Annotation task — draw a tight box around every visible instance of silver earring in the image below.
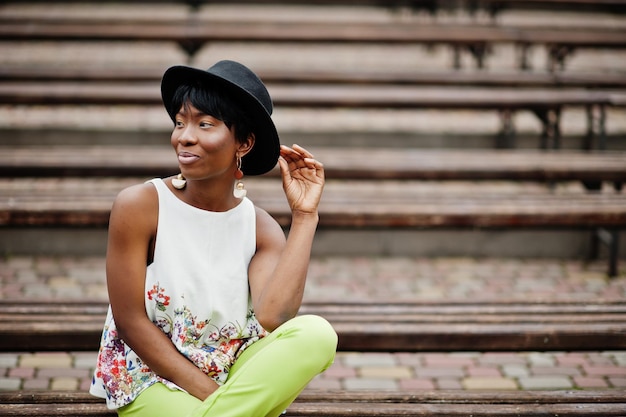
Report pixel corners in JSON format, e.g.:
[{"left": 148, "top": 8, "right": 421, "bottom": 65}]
[
  {"left": 233, "top": 156, "right": 246, "bottom": 198},
  {"left": 172, "top": 173, "right": 186, "bottom": 190}
]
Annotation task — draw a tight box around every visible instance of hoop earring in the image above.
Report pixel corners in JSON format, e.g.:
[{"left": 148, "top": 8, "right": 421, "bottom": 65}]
[
  {"left": 172, "top": 173, "right": 186, "bottom": 190},
  {"left": 233, "top": 156, "right": 247, "bottom": 198}
]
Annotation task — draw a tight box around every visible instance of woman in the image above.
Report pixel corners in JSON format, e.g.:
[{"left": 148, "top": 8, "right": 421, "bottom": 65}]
[{"left": 90, "top": 60, "right": 338, "bottom": 416}]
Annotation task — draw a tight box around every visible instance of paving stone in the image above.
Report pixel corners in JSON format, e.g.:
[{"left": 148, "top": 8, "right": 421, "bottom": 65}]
[
  {"left": 518, "top": 376, "right": 574, "bottom": 390},
  {"left": 79, "top": 379, "right": 93, "bottom": 391},
  {"left": 0, "top": 378, "right": 21, "bottom": 390},
  {"left": 342, "top": 353, "right": 397, "bottom": 367},
  {"left": 322, "top": 364, "right": 357, "bottom": 379},
  {"left": 610, "top": 352, "right": 626, "bottom": 366},
  {"left": 22, "top": 379, "right": 50, "bottom": 390},
  {"left": 0, "top": 354, "right": 18, "bottom": 368},
  {"left": 51, "top": 377, "right": 79, "bottom": 390},
  {"left": 436, "top": 379, "right": 464, "bottom": 390},
  {"left": 573, "top": 376, "right": 610, "bottom": 388},
  {"left": 531, "top": 366, "right": 581, "bottom": 376},
  {"left": 583, "top": 365, "right": 626, "bottom": 376},
  {"left": 608, "top": 377, "right": 626, "bottom": 387},
  {"left": 8, "top": 367, "right": 35, "bottom": 378},
  {"left": 38, "top": 368, "right": 91, "bottom": 378},
  {"left": 466, "top": 366, "right": 502, "bottom": 377},
  {"left": 16, "top": 270, "right": 39, "bottom": 284},
  {"left": 416, "top": 367, "right": 465, "bottom": 378},
  {"left": 394, "top": 353, "right": 423, "bottom": 366},
  {"left": 527, "top": 353, "right": 556, "bottom": 367},
  {"left": 305, "top": 377, "right": 342, "bottom": 390},
  {"left": 463, "top": 377, "right": 518, "bottom": 390},
  {"left": 20, "top": 353, "right": 73, "bottom": 368},
  {"left": 478, "top": 353, "right": 527, "bottom": 366},
  {"left": 423, "top": 355, "right": 475, "bottom": 367},
  {"left": 399, "top": 378, "right": 436, "bottom": 390},
  {"left": 502, "top": 363, "right": 530, "bottom": 378},
  {"left": 343, "top": 378, "right": 397, "bottom": 391},
  {"left": 359, "top": 366, "right": 413, "bottom": 379},
  {"left": 72, "top": 352, "right": 99, "bottom": 369}
]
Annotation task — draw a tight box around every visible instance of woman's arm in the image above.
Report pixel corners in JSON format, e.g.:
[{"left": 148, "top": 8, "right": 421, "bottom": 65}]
[
  {"left": 248, "top": 144, "right": 324, "bottom": 331},
  {"left": 106, "top": 183, "right": 218, "bottom": 400}
]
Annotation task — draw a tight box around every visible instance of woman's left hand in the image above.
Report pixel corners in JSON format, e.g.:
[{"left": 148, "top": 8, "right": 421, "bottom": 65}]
[{"left": 278, "top": 144, "right": 325, "bottom": 215}]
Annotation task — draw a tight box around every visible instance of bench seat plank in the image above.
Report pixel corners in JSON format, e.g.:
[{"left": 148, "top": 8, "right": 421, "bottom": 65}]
[
  {"left": 1, "top": 300, "right": 624, "bottom": 351},
  {"left": 4, "top": 389, "right": 626, "bottom": 404},
  {"left": 0, "top": 81, "right": 616, "bottom": 108},
  {"left": 1, "top": 178, "right": 625, "bottom": 228},
  {"left": 2, "top": 67, "right": 625, "bottom": 88},
  {"left": 2, "top": 147, "right": 625, "bottom": 182},
  {"left": 1, "top": 0, "right": 624, "bottom": 12},
  {"left": 0, "top": 390, "right": 625, "bottom": 417},
  {"left": 0, "top": 19, "right": 624, "bottom": 47}
]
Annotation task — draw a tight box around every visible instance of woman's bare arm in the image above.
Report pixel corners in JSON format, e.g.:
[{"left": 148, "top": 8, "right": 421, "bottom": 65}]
[{"left": 248, "top": 144, "right": 324, "bottom": 331}]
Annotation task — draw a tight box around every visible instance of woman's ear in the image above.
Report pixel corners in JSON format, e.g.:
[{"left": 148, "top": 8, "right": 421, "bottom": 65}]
[{"left": 238, "top": 133, "right": 255, "bottom": 157}]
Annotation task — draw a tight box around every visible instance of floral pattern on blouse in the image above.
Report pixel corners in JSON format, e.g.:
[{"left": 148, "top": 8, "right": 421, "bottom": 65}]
[{"left": 92, "top": 283, "right": 267, "bottom": 409}]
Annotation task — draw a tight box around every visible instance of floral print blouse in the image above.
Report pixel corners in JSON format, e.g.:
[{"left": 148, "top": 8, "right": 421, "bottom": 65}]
[{"left": 90, "top": 179, "right": 266, "bottom": 409}]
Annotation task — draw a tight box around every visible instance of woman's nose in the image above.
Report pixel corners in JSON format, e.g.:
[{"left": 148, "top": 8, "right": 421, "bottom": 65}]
[{"left": 178, "top": 127, "right": 197, "bottom": 145}]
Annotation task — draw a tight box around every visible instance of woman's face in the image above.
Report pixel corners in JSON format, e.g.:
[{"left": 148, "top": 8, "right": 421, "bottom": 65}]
[{"left": 170, "top": 102, "right": 239, "bottom": 181}]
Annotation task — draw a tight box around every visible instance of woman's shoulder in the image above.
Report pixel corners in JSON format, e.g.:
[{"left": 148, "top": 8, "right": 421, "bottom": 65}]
[
  {"left": 112, "top": 181, "right": 159, "bottom": 214},
  {"left": 253, "top": 204, "right": 285, "bottom": 246}
]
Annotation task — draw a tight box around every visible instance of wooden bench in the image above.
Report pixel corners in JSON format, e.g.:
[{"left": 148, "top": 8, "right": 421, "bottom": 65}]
[
  {"left": 0, "top": 176, "right": 624, "bottom": 275},
  {"left": 2, "top": 299, "right": 625, "bottom": 352},
  {"left": 0, "top": 81, "right": 616, "bottom": 149},
  {"left": 3, "top": 66, "right": 626, "bottom": 89},
  {"left": 1, "top": 146, "right": 625, "bottom": 184},
  {"left": 3, "top": 0, "right": 626, "bottom": 16},
  {"left": 1, "top": 177, "right": 625, "bottom": 230},
  {"left": 1, "top": 17, "right": 624, "bottom": 70},
  {"left": 2, "top": 390, "right": 625, "bottom": 417}
]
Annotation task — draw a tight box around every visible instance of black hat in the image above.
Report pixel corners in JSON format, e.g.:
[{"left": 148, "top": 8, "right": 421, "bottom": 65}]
[{"left": 161, "top": 60, "right": 280, "bottom": 176}]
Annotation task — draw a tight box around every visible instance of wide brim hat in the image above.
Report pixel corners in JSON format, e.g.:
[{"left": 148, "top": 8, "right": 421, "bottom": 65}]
[{"left": 161, "top": 60, "right": 280, "bottom": 176}]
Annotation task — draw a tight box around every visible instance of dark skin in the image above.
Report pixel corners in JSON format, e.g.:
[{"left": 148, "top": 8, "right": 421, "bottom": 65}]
[{"left": 106, "top": 103, "right": 324, "bottom": 401}]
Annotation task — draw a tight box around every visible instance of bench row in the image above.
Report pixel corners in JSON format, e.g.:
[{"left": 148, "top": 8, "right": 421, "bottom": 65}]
[
  {"left": 4, "top": 0, "right": 626, "bottom": 14},
  {"left": 0, "top": 83, "right": 619, "bottom": 149},
  {"left": 1, "top": 145, "right": 624, "bottom": 274},
  {"left": 3, "top": 390, "right": 625, "bottom": 417},
  {"left": 2, "top": 146, "right": 625, "bottom": 184},
  {"left": 3, "top": 67, "right": 626, "bottom": 88},
  {"left": 2, "top": 300, "right": 625, "bottom": 352},
  {"left": 2, "top": 177, "right": 625, "bottom": 229},
  {"left": 2, "top": 18, "right": 625, "bottom": 71}
]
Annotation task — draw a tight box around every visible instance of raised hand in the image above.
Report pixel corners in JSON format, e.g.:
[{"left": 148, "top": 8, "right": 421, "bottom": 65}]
[{"left": 277, "top": 144, "right": 325, "bottom": 216}]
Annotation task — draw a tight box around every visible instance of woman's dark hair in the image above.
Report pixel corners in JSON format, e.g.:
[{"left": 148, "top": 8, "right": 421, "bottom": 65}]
[{"left": 166, "top": 81, "right": 254, "bottom": 144}]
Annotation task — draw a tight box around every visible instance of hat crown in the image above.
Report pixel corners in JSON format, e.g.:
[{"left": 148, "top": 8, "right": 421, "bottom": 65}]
[{"left": 208, "top": 60, "right": 273, "bottom": 116}]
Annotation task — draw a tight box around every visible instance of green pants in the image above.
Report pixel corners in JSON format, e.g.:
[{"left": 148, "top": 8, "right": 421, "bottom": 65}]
[{"left": 118, "top": 315, "right": 337, "bottom": 417}]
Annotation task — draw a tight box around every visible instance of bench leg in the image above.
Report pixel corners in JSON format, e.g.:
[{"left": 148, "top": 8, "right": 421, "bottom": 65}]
[
  {"left": 178, "top": 41, "right": 205, "bottom": 64},
  {"left": 534, "top": 108, "right": 562, "bottom": 149},
  {"left": 516, "top": 42, "right": 532, "bottom": 71},
  {"left": 584, "top": 104, "right": 607, "bottom": 150},
  {"left": 452, "top": 46, "right": 462, "bottom": 69},
  {"left": 467, "top": 43, "right": 489, "bottom": 69},
  {"left": 547, "top": 44, "right": 575, "bottom": 72},
  {"left": 496, "top": 109, "right": 516, "bottom": 148},
  {"left": 591, "top": 228, "right": 621, "bottom": 278}
]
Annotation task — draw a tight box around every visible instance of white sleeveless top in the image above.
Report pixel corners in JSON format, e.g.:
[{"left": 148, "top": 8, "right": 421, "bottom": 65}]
[{"left": 90, "top": 178, "right": 267, "bottom": 409}]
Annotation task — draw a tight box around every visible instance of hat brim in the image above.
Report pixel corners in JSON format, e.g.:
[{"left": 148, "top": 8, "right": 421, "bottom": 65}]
[{"left": 161, "top": 65, "right": 280, "bottom": 176}]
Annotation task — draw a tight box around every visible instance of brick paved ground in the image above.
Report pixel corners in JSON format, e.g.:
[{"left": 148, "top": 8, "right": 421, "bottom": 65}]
[{"left": 1, "top": 255, "right": 625, "bottom": 392}]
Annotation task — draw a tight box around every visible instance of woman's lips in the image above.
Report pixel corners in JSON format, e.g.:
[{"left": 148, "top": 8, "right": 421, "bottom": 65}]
[{"left": 178, "top": 152, "right": 199, "bottom": 165}]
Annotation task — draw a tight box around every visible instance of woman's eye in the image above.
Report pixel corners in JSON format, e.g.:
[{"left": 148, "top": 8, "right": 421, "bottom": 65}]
[{"left": 200, "top": 122, "right": 213, "bottom": 128}]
